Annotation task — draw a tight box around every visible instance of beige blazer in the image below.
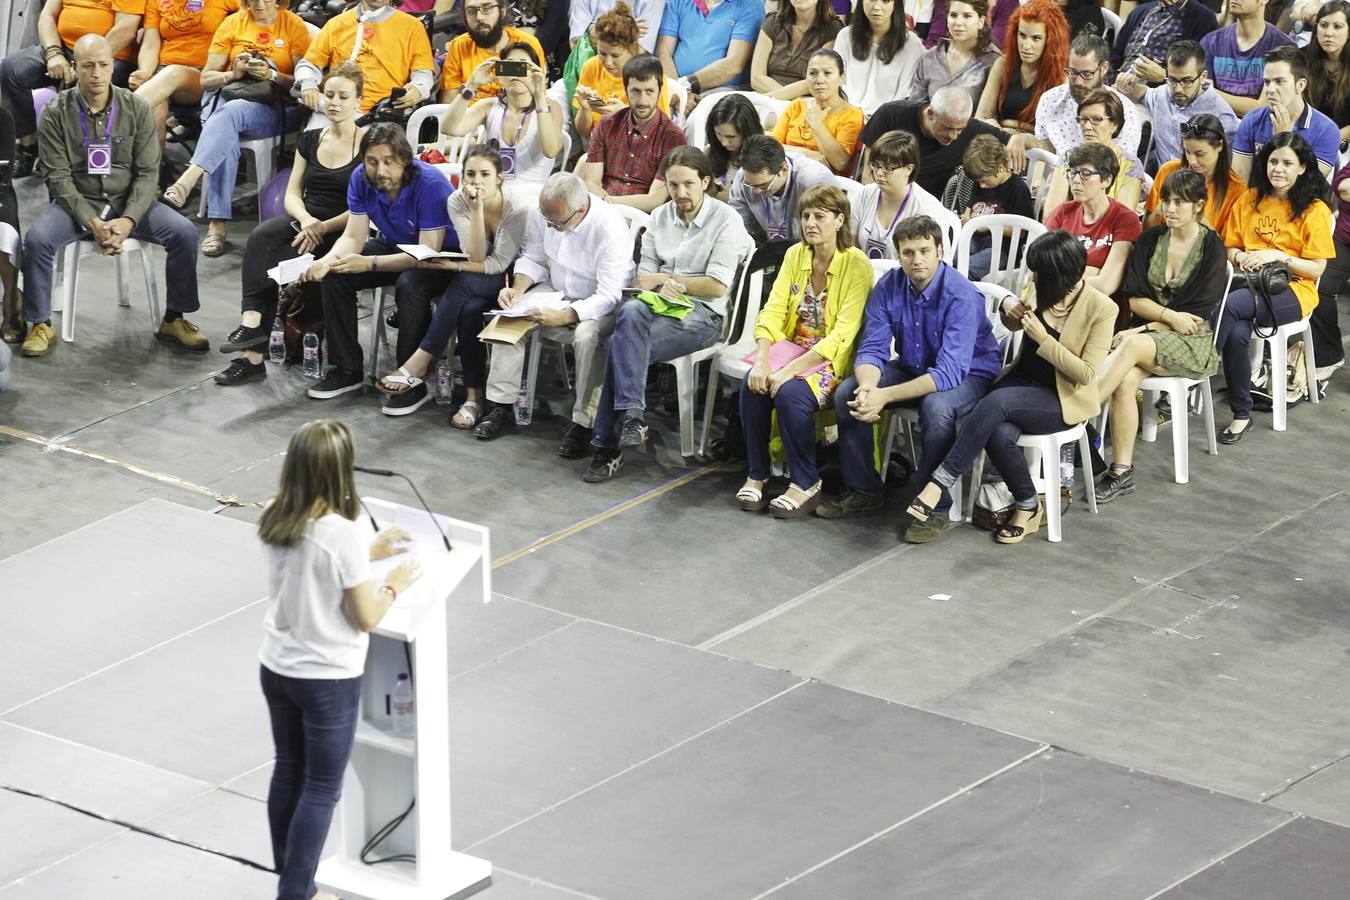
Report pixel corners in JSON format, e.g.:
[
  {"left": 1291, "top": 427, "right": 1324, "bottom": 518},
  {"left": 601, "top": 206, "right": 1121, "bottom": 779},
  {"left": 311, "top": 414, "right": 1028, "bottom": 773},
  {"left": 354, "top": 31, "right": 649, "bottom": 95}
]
[{"left": 1003, "top": 283, "right": 1117, "bottom": 425}]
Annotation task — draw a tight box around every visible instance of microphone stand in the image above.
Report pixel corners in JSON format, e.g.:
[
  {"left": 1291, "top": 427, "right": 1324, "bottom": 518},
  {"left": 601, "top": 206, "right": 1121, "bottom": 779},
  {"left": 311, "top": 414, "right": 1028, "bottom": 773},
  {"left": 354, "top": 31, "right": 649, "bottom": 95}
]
[{"left": 353, "top": 466, "right": 453, "bottom": 552}]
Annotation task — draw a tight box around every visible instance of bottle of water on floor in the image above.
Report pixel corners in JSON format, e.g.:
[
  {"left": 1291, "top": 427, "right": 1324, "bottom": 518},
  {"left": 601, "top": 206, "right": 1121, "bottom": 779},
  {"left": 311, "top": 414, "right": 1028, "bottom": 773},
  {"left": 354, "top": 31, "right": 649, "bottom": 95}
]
[
  {"left": 391, "top": 673, "right": 414, "bottom": 738},
  {"left": 302, "top": 333, "right": 321, "bottom": 379},
  {"left": 268, "top": 316, "right": 286, "bottom": 365},
  {"left": 435, "top": 358, "right": 453, "bottom": 405},
  {"left": 513, "top": 372, "right": 532, "bottom": 425}
]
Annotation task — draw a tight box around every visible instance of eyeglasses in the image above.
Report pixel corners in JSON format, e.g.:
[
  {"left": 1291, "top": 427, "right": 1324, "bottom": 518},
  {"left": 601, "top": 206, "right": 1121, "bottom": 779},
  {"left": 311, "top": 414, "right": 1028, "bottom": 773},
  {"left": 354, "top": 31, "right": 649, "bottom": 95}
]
[
  {"left": 1165, "top": 73, "right": 1203, "bottom": 88},
  {"left": 464, "top": 2, "right": 499, "bottom": 19},
  {"left": 543, "top": 207, "right": 582, "bottom": 230},
  {"left": 1064, "top": 65, "right": 1102, "bottom": 82},
  {"left": 1066, "top": 168, "right": 1101, "bottom": 181},
  {"left": 1178, "top": 121, "right": 1221, "bottom": 139},
  {"left": 1075, "top": 114, "right": 1109, "bottom": 127},
  {"left": 869, "top": 161, "right": 903, "bottom": 177},
  {"left": 744, "top": 172, "right": 781, "bottom": 193}
]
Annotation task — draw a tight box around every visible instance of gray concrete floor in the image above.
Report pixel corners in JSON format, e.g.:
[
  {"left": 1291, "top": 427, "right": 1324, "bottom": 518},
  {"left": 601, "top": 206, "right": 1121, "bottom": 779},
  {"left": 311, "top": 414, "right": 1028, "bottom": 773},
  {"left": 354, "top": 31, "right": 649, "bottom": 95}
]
[{"left": 3, "top": 174, "right": 1350, "bottom": 897}]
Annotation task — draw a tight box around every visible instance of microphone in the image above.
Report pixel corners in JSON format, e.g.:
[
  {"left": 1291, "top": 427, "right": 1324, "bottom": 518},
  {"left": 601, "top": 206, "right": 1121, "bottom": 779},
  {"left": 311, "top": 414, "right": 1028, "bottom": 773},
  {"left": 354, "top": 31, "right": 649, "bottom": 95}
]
[{"left": 353, "top": 466, "right": 453, "bottom": 552}]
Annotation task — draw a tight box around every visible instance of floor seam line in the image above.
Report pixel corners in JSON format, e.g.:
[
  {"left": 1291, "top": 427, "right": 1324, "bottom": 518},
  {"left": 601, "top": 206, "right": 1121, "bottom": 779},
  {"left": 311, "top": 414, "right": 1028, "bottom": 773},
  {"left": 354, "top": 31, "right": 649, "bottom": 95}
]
[
  {"left": 491, "top": 866, "right": 611, "bottom": 900},
  {"left": 1139, "top": 815, "right": 1298, "bottom": 900}
]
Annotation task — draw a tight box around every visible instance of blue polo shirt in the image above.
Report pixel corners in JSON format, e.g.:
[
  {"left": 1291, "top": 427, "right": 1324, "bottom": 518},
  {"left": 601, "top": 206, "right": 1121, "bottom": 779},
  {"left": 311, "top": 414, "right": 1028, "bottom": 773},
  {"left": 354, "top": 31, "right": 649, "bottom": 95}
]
[
  {"left": 347, "top": 159, "right": 457, "bottom": 248},
  {"left": 854, "top": 262, "right": 1002, "bottom": 392},
  {"left": 658, "top": 0, "right": 764, "bottom": 84},
  {"left": 1233, "top": 103, "right": 1341, "bottom": 175}
]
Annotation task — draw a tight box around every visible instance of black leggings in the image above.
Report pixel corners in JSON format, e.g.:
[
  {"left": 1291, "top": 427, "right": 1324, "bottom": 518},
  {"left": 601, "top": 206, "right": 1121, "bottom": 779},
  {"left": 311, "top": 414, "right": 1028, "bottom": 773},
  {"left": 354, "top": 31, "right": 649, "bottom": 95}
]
[{"left": 240, "top": 214, "right": 337, "bottom": 322}]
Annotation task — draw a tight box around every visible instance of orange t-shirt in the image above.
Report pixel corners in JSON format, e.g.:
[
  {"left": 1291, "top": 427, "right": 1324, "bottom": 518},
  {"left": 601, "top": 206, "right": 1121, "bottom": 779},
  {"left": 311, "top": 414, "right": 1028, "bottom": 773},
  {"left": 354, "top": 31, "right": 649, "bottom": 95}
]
[
  {"left": 571, "top": 55, "right": 669, "bottom": 128},
  {"left": 1145, "top": 159, "right": 1246, "bottom": 236},
  {"left": 145, "top": 0, "right": 239, "bottom": 68},
  {"left": 440, "top": 26, "right": 545, "bottom": 99},
  {"left": 771, "top": 98, "right": 864, "bottom": 175},
  {"left": 304, "top": 9, "right": 435, "bottom": 111},
  {"left": 209, "top": 8, "right": 311, "bottom": 74},
  {"left": 1221, "top": 189, "right": 1336, "bottom": 316},
  {"left": 58, "top": 0, "right": 146, "bottom": 61}
]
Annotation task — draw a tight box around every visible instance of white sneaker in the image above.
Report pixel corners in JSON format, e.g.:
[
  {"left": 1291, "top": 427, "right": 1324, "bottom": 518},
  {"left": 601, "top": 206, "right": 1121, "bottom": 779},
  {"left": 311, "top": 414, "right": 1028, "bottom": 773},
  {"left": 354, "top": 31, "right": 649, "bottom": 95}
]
[{"left": 1315, "top": 360, "right": 1344, "bottom": 381}]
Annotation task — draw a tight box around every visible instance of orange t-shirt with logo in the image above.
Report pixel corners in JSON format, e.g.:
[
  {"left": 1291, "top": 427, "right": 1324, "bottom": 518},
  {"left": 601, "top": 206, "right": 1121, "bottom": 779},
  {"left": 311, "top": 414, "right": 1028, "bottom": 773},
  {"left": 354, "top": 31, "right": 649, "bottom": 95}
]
[
  {"left": 571, "top": 55, "right": 669, "bottom": 128},
  {"left": 440, "top": 26, "right": 545, "bottom": 99},
  {"left": 58, "top": 0, "right": 147, "bottom": 61},
  {"left": 208, "top": 7, "right": 311, "bottom": 74},
  {"left": 771, "top": 99, "right": 864, "bottom": 175},
  {"left": 304, "top": 9, "right": 435, "bottom": 111},
  {"left": 1221, "top": 189, "right": 1336, "bottom": 316},
  {"left": 145, "top": 0, "right": 239, "bottom": 68}
]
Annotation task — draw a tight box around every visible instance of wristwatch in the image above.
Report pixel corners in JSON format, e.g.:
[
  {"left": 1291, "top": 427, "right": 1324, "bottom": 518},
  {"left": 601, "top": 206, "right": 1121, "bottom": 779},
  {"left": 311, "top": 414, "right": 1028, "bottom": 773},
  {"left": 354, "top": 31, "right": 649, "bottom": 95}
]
[{"left": 460, "top": 85, "right": 475, "bottom": 102}]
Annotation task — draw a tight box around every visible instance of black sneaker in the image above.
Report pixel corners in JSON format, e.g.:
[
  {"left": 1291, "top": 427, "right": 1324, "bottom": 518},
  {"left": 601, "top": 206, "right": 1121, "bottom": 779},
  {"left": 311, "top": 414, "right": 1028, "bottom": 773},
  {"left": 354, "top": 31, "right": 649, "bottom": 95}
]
[
  {"left": 214, "top": 357, "right": 267, "bottom": 386},
  {"left": 619, "top": 416, "right": 649, "bottom": 448},
  {"left": 1095, "top": 468, "right": 1136, "bottom": 503},
  {"left": 582, "top": 448, "right": 624, "bottom": 483},
  {"left": 815, "top": 490, "right": 885, "bottom": 519},
  {"left": 221, "top": 323, "right": 270, "bottom": 353},
  {"left": 307, "top": 369, "right": 364, "bottom": 399},
  {"left": 473, "top": 404, "right": 515, "bottom": 440},
  {"left": 382, "top": 383, "right": 431, "bottom": 416},
  {"left": 557, "top": 423, "right": 593, "bottom": 459}
]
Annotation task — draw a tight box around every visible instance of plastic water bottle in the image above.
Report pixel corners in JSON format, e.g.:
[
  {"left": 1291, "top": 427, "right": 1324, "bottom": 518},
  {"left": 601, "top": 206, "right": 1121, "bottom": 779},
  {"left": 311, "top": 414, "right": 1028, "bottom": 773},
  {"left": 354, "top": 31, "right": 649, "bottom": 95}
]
[
  {"left": 302, "top": 332, "right": 321, "bottom": 379},
  {"left": 435, "top": 358, "right": 453, "bottom": 405},
  {"left": 1059, "top": 445, "right": 1075, "bottom": 487},
  {"left": 268, "top": 316, "right": 286, "bottom": 364},
  {"left": 513, "top": 372, "right": 532, "bottom": 425},
  {"left": 319, "top": 335, "right": 330, "bottom": 375},
  {"left": 391, "top": 673, "right": 414, "bottom": 738}
]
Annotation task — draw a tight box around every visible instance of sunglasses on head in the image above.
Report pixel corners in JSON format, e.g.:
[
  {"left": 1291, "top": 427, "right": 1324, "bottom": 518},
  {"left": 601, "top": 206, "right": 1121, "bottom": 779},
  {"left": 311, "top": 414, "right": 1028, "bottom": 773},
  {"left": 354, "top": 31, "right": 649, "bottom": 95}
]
[{"left": 1178, "top": 121, "right": 1221, "bottom": 140}]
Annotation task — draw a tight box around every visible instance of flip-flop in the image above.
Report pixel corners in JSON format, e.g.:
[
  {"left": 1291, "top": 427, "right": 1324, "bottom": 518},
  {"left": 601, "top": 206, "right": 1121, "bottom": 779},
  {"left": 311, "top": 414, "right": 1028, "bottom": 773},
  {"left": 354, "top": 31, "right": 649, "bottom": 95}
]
[
  {"left": 376, "top": 366, "right": 424, "bottom": 396},
  {"left": 450, "top": 400, "right": 482, "bottom": 429},
  {"left": 200, "top": 232, "right": 229, "bottom": 257}
]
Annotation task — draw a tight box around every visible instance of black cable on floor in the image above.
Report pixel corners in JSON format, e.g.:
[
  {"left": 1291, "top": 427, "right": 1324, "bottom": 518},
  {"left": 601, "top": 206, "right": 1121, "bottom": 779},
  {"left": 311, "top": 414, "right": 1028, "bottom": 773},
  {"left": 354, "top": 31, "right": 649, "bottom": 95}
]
[{"left": 1, "top": 783, "right": 276, "bottom": 873}]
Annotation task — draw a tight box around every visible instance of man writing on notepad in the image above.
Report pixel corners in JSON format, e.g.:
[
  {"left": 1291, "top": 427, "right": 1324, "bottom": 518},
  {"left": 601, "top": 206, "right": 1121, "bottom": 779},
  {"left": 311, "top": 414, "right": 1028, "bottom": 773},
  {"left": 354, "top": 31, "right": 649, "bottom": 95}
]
[
  {"left": 473, "top": 172, "right": 635, "bottom": 459},
  {"left": 300, "top": 123, "right": 457, "bottom": 412}
]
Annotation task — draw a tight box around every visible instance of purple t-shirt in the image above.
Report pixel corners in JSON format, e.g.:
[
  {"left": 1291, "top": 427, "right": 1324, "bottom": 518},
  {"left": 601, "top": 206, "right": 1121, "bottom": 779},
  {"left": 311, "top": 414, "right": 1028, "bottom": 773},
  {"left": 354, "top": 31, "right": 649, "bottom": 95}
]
[
  {"left": 1334, "top": 163, "right": 1350, "bottom": 245},
  {"left": 1200, "top": 24, "right": 1294, "bottom": 99}
]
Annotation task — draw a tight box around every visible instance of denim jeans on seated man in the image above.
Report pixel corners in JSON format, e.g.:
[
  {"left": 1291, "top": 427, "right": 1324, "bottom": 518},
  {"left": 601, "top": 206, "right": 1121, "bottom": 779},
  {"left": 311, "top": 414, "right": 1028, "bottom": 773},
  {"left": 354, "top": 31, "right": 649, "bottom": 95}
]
[
  {"left": 834, "top": 364, "right": 992, "bottom": 515},
  {"left": 591, "top": 299, "right": 723, "bottom": 448}
]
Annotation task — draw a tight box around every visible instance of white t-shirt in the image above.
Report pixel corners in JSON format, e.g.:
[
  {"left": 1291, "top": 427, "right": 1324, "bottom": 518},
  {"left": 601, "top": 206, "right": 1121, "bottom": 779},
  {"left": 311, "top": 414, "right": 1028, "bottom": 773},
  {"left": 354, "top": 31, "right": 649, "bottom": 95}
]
[
  {"left": 834, "top": 26, "right": 925, "bottom": 117},
  {"left": 851, "top": 182, "right": 960, "bottom": 261},
  {"left": 259, "top": 514, "right": 372, "bottom": 680}
]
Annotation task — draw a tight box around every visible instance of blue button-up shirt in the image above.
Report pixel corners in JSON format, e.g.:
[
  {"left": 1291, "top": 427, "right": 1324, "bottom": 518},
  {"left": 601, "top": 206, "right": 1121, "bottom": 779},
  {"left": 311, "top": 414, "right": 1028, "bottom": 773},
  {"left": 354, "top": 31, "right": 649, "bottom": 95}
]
[{"left": 854, "top": 262, "right": 1002, "bottom": 392}]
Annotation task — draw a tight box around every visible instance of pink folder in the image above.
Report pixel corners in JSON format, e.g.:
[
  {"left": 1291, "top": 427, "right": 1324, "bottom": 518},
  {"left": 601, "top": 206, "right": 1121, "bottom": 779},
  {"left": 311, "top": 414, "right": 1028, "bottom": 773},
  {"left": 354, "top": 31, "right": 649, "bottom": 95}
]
[{"left": 742, "top": 340, "right": 831, "bottom": 378}]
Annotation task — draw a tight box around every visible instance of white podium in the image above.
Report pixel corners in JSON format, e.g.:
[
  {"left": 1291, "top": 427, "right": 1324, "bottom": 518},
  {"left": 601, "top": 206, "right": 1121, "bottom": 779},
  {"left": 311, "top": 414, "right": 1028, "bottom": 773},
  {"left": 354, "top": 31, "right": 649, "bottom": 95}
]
[{"left": 315, "top": 497, "right": 493, "bottom": 900}]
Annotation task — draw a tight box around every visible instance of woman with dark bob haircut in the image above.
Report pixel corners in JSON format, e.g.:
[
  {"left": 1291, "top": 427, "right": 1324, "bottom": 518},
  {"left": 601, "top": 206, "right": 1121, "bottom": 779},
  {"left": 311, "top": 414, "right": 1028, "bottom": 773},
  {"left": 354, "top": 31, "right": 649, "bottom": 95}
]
[
  {"left": 704, "top": 94, "right": 765, "bottom": 195},
  {"left": 906, "top": 229, "right": 1116, "bottom": 543},
  {"left": 1216, "top": 132, "right": 1335, "bottom": 443}
]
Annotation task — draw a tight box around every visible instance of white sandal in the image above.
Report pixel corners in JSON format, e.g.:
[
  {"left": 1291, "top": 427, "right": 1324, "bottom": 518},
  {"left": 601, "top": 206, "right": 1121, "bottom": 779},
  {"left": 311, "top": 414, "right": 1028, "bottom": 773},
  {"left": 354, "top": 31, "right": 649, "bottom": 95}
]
[
  {"left": 736, "top": 480, "right": 767, "bottom": 511},
  {"left": 376, "top": 366, "right": 424, "bottom": 396},
  {"left": 450, "top": 400, "right": 482, "bottom": 430},
  {"left": 769, "top": 481, "right": 824, "bottom": 519}
]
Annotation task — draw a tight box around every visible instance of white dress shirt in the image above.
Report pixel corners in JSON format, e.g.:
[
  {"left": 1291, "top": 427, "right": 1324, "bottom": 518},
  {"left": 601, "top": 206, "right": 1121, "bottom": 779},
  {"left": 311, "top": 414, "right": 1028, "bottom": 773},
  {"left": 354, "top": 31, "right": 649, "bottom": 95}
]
[{"left": 515, "top": 194, "right": 636, "bottom": 321}]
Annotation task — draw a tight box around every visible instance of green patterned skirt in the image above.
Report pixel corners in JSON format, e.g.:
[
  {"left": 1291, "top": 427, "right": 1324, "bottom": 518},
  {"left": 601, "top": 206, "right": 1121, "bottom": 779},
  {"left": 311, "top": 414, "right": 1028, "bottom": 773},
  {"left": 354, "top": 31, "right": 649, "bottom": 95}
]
[{"left": 1149, "top": 329, "right": 1219, "bottom": 381}]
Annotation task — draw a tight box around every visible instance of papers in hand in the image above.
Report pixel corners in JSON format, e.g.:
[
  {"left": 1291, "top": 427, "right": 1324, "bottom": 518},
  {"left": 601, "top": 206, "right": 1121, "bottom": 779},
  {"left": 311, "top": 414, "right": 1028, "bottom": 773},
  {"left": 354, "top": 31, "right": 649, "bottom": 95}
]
[
  {"left": 267, "top": 253, "right": 314, "bottom": 286},
  {"left": 398, "top": 243, "right": 469, "bottom": 261},
  {"left": 487, "top": 290, "right": 570, "bottom": 318}
]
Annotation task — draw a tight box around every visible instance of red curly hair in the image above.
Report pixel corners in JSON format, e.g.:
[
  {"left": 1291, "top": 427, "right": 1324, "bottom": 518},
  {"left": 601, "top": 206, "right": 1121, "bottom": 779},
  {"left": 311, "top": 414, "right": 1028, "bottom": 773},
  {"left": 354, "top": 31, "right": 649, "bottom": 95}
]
[{"left": 997, "top": 0, "right": 1070, "bottom": 126}]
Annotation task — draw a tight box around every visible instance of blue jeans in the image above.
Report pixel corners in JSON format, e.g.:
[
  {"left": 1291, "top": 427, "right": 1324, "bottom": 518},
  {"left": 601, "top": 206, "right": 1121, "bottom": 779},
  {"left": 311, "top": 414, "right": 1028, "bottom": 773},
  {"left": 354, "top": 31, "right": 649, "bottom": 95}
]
[
  {"left": 1213, "top": 284, "right": 1303, "bottom": 419},
  {"left": 419, "top": 270, "right": 504, "bottom": 389},
  {"left": 741, "top": 376, "right": 822, "bottom": 485},
  {"left": 260, "top": 664, "right": 362, "bottom": 900},
  {"left": 0, "top": 341, "right": 10, "bottom": 391},
  {"left": 193, "top": 94, "right": 293, "bottom": 220},
  {"left": 834, "top": 361, "right": 991, "bottom": 515},
  {"left": 20, "top": 201, "right": 200, "bottom": 323},
  {"left": 593, "top": 298, "right": 722, "bottom": 447},
  {"left": 931, "top": 380, "right": 1068, "bottom": 508}
]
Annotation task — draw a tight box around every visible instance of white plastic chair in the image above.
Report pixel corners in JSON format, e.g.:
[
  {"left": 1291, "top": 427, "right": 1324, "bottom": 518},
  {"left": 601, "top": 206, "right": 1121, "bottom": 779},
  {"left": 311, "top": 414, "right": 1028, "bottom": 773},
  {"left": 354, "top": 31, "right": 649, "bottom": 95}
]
[
  {"left": 1101, "top": 7, "right": 1123, "bottom": 43},
  {"left": 1025, "top": 147, "right": 1058, "bottom": 220},
  {"left": 407, "top": 103, "right": 449, "bottom": 152},
  {"left": 697, "top": 268, "right": 769, "bottom": 456},
  {"left": 666, "top": 77, "right": 689, "bottom": 128},
  {"left": 955, "top": 214, "right": 1045, "bottom": 295},
  {"left": 59, "top": 238, "right": 161, "bottom": 343},
  {"left": 197, "top": 136, "right": 279, "bottom": 222},
  {"left": 967, "top": 423, "right": 1098, "bottom": 542},
  {"left": 1251, "top": 315, "right": 1318, "bottom": 431}
]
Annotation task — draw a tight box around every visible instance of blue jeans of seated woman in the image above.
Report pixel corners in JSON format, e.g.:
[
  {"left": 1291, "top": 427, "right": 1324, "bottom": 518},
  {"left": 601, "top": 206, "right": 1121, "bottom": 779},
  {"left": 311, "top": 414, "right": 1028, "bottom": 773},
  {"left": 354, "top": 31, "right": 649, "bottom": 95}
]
[
  {"left": 418, "top": 270, "right": 504, "bottom": 389},
  {"left": 741, "top": 377, "right": 822, "bottom": 486},
  {"left": 260, "top": 664, "right": 362, "bottom": 900},
  {"left": 193, "top": 95, "right": 295, "bottom": 220},
  {"left": 931, "top": 379, "right": 1069, "bottom": 509},
  {"left": 1213, "top": 284, "right": 1303, "bottom": 420}
]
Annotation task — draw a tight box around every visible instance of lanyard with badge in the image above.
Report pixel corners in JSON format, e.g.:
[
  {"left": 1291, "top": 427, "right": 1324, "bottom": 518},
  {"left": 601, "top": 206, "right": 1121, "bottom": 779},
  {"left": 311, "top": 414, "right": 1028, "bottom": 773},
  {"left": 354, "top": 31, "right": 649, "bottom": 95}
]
[
  {"left": 864, "top": 185, "right": 912, "bottom": 259},
  {"left": 80, "top": 99, "right": 117, "bottom": 178},
  {"left": 499, "top": 108, "right": 530, "bottom": 179},
  {"left": 761, "top": 161, "right": 794, "bottom": 241}
]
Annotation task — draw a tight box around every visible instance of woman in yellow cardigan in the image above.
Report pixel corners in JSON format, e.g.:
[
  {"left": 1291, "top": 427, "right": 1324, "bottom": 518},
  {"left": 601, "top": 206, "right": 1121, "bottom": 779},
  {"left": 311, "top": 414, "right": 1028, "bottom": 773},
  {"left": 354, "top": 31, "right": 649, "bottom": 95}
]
[
  {"left": 906, "top": 229, "right": 1116, "bottom": 543},
  {"left": 739, "top": 185, "right": 873, "bottom": 518}
]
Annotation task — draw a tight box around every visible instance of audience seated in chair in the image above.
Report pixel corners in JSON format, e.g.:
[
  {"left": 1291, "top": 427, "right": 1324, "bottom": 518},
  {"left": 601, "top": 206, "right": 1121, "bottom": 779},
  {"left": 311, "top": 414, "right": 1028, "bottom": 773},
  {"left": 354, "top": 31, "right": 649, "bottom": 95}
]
[
  {"left": 295, "top": 0, "right": 435, "bottom": 116},
  {"left": 852, "top": 129, "right": 954, "bottom": 261},
  {"left": 957, "top": 135, "right": 1034, "bottom": 279},
  {"left": 377, "top": 143, "right": 529, "bottom": 429},
  {"left": 298, "top": 123, "right": 457, "bottom": 411},
  {"left": 1044, "top": 142, "right": 1140, "bottom": 301},
  {"left": 1214, "top": 132, "right": 1334, "bottom": 443},
  {"left": 0, "top": 0, "right": 144, "bottom": 175},
  {"left": 160, "top": 0, "right": 312, "bottom": 257},
  {"left": 215, "top": 63, "right": 367, "bottom": 387},
  {"left": 1110, "top": 0, "right": 1218, "bottom": 87},
  {"left": 770, "top": 49, "right": 863, "bottom": 175},
  {"left": 472, "top": 172, "right": 636, "bottom": 458},
  {"left": 1200, "top": 0, "right": 1294, "bottom": 117},
  {"left": 729, "top": 135, "right": 839, "bottom": 246},
  {"left": 1309, "top": 158, "right": 1350, "bottom": 384},
  {"left": 584, "top": 146, "right": 752, "bottom": 483},
  {"left": 907, "top": 228, "right": 1115, "bottom": 544},
  {"left": 751, "top": 0, "right": 843, "bottom": 102},
  {"left": 439, "top": 0, "right": 545, "bottom": 103},
  {"left": 1144, "top": 113, "right": 1246, "bottom": 232},
  {"left": 1302, "top": 0, "right": 1350, "bottom": 146},
  {"left": 859, "top": 86, "right": 1008, "bottom": 198},
  {"left": 738, "top": 185, "right": 872, "bottom": 519},
  {"left": 128, "top": 0, "right": 240, "bottom": 145},
  {"left": 19, "top": 35, "right": 206, "bottom": 359},
  {"left": 974, "top": 0, "right": 1069, "bottom": 137},
  {"left": 1040, "top": 89, "right": 1144, "bottom": 218},
  {"left": 821, "top": 215, "right": 1000, "bottom": 542},
  {"left": 573, "top": 3, "right": 670, "bottom": 141},
  {"left": 580, "top": 54, "right": 686, "bottom": 212},
  {"left": 832, "top": 0, "right": 926, "bottom": 117},
  {"left": 442, "top": 42, "right": 562, "bottom": 185},
  {"left": 1094, "top": 170, "right": 1230, "bottom": 502},
  {"left": 1115, "top": 40, "right": 1240, "bottom": 170},
  {"left": 910, "top": 0, "right": 1002, "bottom": 108},
  {"left": 655, "top": 0, "right": 765, "bottom": 109},
  {"left": 703, "top": 94, "right": 764, "bottom": 199},
  {"left": 1231, "top": 46, "right": 1340, "bottom": 181},
  {"left": 570, "top": 0, "right": 664, "bottom": 54}
]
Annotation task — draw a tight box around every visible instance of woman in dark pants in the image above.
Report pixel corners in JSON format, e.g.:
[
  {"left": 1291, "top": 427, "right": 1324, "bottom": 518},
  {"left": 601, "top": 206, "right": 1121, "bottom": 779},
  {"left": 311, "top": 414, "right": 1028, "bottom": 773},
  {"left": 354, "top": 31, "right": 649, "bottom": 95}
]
[
  {"left": 1310, "top": 158, "right": 1350, "bottom": 384},
  {"left": 906, "top": 229, "right": 1116, "bottom": 543},
  {"left": 0, "top": 106, "right": 22, "bottom": 345},
  {"left": 1217, "top": 133, "right": 1335, "bottom": 443},
  {"left": 215, "top": 63, "right": 366, "bottom": 386},
  {"left": 375, "top": 144, "right": 529, "bottom": 429},
  {"left": 257, "top": 420, "right": 420, "bottom": 900}
]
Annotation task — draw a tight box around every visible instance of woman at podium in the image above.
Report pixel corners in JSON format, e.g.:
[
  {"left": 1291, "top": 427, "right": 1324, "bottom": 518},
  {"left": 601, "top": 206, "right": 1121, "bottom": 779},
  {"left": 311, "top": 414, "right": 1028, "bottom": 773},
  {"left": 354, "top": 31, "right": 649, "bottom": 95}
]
[{"left": 256, "top": 419, "right": 421, "bottom": 900}]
